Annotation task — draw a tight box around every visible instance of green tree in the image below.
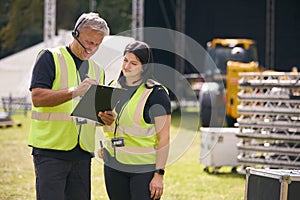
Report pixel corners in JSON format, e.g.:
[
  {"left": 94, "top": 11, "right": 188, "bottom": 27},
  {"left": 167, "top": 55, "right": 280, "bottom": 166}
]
[
  {"left": 97, "top": 0, "right": 132, "bottom": 35},
  {"left": 0, "top": 0, "right": 132, "bottom": 59},
  {"left": 0, "top": 0, "right": 43, "bottom": 52}
]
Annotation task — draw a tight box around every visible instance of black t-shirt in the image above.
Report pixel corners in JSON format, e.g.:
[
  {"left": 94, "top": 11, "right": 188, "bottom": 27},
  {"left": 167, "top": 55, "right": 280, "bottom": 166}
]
[
  {"left": 115, "top": 82, "right": 171, "bottom": 124},
  {"left": 30, "top": 47, "right": 92, "bottom": 160}
]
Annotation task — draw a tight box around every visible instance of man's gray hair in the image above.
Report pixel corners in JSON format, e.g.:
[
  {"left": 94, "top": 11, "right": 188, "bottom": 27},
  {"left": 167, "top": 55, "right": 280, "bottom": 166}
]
[{"left": 75, "top": 12, "right": 110, "bottom": 36}]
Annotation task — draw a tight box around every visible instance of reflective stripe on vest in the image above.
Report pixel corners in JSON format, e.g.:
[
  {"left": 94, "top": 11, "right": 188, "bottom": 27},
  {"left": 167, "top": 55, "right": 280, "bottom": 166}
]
[
  {"left": 29, "top": 46, "right": 104, "bottom": 151},
  {"left": 103, "top": 84, "right": 158, "bottom": 165},
  {"left": 31, "top": 111, "right": 73, "bottom": 121},
  {"left": 31, "top": 111, "right": 97, "bottom": 126}
]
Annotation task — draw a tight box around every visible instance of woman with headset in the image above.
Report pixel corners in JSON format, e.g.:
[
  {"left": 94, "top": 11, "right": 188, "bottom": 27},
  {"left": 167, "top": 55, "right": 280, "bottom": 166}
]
[{"left": 98, "top": 41, "right": 171, "bottom": 200}]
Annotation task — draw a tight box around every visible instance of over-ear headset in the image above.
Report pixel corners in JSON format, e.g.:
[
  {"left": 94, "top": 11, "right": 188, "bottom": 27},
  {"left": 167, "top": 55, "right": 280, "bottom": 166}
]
[
  {"left": 144, "top": 43, "right": 151, "bottom": 64},
  {"left": 72, "top": 17, "right": 86, "bottom": 38},
  {"left": 72, "top": 17, "right": 88, "bottom": 51},
  {"left": 138, "top": 42, "right": 152, "bottom": 80},
  {"left": 140, "top": 42, "right": 151, "bottom": 64}
]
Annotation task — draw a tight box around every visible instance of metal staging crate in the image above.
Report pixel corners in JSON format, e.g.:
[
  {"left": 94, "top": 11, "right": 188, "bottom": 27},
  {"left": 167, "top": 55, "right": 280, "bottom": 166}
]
[
  {"left": 245, "top": 167, "right": 300, "bottom": 200},
  {"left": 200, "top": 127, "right": 240, "bottom": 173},
  {"left": 236, "top": 72, "right": 300, "bottom": 170}
]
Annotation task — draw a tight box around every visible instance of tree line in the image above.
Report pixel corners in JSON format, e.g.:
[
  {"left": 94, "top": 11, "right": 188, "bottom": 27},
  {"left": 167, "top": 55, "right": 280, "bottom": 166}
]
[{"left": 0, "top": 0, "right": 132, "bottom": 59}]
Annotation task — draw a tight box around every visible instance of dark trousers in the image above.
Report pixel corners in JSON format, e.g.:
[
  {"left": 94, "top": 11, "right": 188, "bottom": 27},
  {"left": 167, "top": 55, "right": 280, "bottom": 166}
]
[
  {"left": 33, "top": 155, "right": 91, "bottom": 200},
  {"left": 104, "top": 165, "right": 157, "bottom": 200}
]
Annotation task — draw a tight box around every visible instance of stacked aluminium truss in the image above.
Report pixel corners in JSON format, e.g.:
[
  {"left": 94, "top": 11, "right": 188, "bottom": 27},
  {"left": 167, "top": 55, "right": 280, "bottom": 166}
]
[{"left": 236, "top": 72, "right": 300, "bottom": 169}]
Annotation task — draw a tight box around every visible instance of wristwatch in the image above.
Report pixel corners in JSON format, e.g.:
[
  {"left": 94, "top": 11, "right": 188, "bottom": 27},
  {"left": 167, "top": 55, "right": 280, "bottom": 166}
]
[{"left": 154, "top": 169, "right": 165, "bottom": 175}]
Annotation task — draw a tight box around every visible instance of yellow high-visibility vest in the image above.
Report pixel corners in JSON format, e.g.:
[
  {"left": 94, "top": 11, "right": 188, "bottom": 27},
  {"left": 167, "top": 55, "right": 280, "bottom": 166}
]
[
  {"left": 28, "top": 46, "right": 104, "bottom": 152},
  {"left": 103, "top": 80, "right": 166, "bottom": 165}
]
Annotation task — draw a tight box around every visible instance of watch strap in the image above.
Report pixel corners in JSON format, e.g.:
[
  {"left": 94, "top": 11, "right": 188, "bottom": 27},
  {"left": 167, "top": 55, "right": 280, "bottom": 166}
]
[{"left": 154, "top": 169, "right": 165, "bottom": 175}]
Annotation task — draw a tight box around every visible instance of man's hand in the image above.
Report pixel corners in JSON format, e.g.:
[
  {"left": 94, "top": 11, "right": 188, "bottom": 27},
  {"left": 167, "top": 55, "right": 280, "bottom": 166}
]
[
  {"left": 97, "top": 148, "right": 104, "bottom": 158},
  {"left": 71, "top": 78, "right": 98, "bottom": 97},
  {"left": 98, "top": 110, "right": 115, "bottom": 125}
]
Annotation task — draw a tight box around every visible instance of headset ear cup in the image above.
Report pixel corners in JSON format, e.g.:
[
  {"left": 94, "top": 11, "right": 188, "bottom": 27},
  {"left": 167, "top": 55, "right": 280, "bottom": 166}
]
[
  {"left": 72, "top": 30, "right": 79, "bottom": 38},
  {"left": 72, "top": 17, "right": 85, "bottom": 38}
]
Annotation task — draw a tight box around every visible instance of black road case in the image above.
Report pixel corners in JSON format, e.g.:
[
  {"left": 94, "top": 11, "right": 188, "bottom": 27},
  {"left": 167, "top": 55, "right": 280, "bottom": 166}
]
[{"left": 245, "top": 167, "right": 300, "bottom": 200}]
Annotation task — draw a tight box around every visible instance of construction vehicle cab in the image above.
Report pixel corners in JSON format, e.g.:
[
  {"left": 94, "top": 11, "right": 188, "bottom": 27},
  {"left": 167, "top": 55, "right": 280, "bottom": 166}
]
[
  {"left": 200, "top": 38, "right": 260, "bottom": 127},
  {"left": 207, "top": 39, "right": 258, "bottom": 75}
]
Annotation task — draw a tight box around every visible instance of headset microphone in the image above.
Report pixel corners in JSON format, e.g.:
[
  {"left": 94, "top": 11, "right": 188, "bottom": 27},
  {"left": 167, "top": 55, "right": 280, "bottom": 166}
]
[{"left": 73, "top": 35, "right": 88, "bottom": 52}]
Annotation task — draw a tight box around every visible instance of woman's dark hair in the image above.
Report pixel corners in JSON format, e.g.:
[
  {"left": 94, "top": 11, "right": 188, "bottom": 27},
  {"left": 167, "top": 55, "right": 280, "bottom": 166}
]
[{"left": 121, "top": 41, "right": 154, "bottom": 83}]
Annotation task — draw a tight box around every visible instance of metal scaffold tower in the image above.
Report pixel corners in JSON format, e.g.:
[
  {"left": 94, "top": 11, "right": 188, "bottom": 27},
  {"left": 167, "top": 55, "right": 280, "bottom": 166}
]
[
  {"left": 44, "top": 0, "right": 56, "bottom": 47},
  {"left": 132, "top": 0, "right": 144, "bottom": 40},
  {"left": 237, "top": 72, "right": 300, "bottom": 169}
]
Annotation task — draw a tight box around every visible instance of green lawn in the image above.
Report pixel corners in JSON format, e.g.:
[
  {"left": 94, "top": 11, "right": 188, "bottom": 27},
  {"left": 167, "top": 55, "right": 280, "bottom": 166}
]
[{"left": 0, "top": 113, "right": 245, "bottom": 200}]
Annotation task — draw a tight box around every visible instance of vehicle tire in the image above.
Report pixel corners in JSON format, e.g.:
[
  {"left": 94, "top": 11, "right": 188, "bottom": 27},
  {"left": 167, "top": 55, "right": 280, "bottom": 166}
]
[{"left": 200, "top": 93, "right": 212, "bottom": 127}]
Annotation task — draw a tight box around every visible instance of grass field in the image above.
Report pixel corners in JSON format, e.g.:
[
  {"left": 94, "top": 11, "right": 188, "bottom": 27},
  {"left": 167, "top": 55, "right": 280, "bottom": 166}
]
[{"left": 0, "top": 113, "right": 246, "bottom": 200}]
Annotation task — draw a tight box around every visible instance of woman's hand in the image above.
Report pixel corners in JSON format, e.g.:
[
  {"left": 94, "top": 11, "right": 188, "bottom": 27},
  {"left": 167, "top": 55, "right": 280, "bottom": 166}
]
[
  {"left": 98, "top": 110, "right": 115, "bottom": 125},
  {"left": 149, "top": 173, "right": 164, "bottom": 200}
]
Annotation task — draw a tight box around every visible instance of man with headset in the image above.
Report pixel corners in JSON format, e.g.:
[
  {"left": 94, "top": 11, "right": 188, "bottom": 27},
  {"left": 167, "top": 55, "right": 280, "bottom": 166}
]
[{"left": 28, "top": 12, "right": 114, "bottom": 200}]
